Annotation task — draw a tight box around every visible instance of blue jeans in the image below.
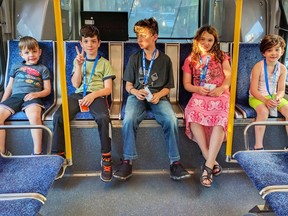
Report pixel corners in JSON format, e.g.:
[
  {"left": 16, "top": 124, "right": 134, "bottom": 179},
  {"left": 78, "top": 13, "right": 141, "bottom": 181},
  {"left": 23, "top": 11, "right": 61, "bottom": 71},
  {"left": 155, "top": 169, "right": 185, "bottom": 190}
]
[{"left": 122, "top": 95, "right": 180, "bottom": 162}]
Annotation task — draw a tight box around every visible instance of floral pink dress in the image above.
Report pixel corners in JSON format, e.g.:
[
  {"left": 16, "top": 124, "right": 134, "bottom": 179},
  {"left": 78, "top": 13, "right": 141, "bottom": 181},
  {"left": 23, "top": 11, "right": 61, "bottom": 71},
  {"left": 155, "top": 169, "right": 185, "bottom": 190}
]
[{"left": 182, "top": 54, "right": 230, "bottom": 142}]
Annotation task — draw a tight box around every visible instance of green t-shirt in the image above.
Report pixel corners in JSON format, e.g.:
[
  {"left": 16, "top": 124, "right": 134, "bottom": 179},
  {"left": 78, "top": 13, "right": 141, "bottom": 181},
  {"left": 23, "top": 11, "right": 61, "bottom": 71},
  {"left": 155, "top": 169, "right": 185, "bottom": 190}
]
[{"left": 73, "top": 57, "right": 115, "bottom": 94}]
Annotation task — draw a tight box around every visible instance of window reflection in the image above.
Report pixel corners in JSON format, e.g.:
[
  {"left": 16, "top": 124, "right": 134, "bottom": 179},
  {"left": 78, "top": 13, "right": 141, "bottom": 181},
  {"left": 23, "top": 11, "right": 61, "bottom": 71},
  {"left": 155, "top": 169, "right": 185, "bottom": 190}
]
[{"left": 83, "top": 0, "right": 198, "bottom": 39}]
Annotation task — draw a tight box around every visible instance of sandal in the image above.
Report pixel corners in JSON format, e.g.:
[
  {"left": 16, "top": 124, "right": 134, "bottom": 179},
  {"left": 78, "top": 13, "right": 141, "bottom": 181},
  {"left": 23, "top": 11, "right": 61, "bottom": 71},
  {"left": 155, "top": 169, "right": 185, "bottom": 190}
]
[
  {"left": 200, "top": 164, "right": 213, "bottom": 188},
  {"left": 213, "top": 164, "right": 222, "bottom": 176}
]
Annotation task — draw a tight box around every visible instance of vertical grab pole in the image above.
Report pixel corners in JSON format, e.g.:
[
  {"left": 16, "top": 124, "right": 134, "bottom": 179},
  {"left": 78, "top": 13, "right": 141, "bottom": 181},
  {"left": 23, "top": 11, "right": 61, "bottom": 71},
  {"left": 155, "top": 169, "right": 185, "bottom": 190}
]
[
  {"left": 226, "top": 0, "right": 243, "bottom": 161},
  {"left": 53, "top": 0, "right": 72, "bottom": 163}
]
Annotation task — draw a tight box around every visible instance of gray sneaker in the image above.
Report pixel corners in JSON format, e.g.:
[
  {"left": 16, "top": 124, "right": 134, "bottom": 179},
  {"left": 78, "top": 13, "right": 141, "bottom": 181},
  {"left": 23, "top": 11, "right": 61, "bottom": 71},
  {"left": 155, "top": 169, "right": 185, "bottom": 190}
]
[
  {"left": 170, "top": 161, "right": 191, "bottom": 180},
  {"left": 113, "top": 159, "right": 132, "bottom": 181}
]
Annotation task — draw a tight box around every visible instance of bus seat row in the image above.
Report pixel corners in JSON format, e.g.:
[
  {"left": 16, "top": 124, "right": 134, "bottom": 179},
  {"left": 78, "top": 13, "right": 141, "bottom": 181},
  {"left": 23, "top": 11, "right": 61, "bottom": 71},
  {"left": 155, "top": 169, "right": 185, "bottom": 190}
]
[
  {"left": 233, "top": 150, "right": 288, "bottom": 216},
  {"left": 4, "top": 40, "right": 285, "bottom": 125}
]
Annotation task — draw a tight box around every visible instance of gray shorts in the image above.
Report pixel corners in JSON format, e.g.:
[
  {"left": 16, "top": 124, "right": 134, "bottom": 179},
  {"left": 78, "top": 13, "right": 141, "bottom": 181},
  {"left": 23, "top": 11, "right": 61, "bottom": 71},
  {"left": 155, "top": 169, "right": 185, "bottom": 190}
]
[{"left": 0, "top": 93, "right": 44, "bottom": 114}]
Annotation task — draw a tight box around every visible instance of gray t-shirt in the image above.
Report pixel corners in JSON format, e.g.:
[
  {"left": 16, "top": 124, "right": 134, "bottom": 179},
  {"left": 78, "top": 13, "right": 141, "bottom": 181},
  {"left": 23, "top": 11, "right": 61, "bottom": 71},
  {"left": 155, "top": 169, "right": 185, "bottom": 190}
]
[
  {"left": 10, "top": 62, "right": 50, "bottom": 95},
  {"left": 123, "top": 50, "right": 174, "bottom": 98}
]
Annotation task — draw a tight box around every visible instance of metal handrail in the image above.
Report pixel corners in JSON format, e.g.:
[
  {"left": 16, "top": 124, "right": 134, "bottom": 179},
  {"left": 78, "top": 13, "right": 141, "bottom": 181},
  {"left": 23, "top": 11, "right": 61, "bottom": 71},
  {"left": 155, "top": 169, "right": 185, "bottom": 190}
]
[
  {"left": 0, "top": 125, "right": 53, "bottom": 154},
  {"left": 244, "top": 121, "right": 288, "bottom": 150}
]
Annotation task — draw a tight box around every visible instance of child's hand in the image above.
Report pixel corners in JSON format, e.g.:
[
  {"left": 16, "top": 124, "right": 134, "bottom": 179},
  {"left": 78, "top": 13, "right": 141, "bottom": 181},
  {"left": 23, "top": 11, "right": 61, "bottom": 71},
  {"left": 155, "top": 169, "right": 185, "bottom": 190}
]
[
  {"left": 265, "top": 98, "right": 278, "bottom": 108},
  {"left": 81, "top": 94, "right": 94, "bottom": 107},
  {"left": 149, "top": 93, "right": 161, "bottom": 104},
  {"left": 198, "top": 86, "right": 209, "bottom": 96},
  {"left": 208, "top": 87, "right": 224, "bottom": 97},
  {"left": 75, "top": 46, "right": 85, "bottom": 66},
  {"left": 135, "top": 89, "right": 148, "bottom": 101},
  {"left": 24, "top": 92, "right": 38, "bottom": 101}
]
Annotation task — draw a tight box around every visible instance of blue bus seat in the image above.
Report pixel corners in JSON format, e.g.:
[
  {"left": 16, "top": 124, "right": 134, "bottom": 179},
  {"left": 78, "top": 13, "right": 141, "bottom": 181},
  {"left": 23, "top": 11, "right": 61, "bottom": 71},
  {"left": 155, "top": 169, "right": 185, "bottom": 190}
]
[
  {"left": 64, "top": 41, "right": 109, "bottom": 120},
  {"left": 233, "top": 150, "right": 288, "bottom": 215},
  {"left": 236, "top": 43, "right": 263, "bottom": 118},
  {"left": 236, "top": 43, "right": 284, "bottom": 119},
  {"left": 0, "top": 198, "right": 43, "bottom": 216},
  {"left": 0, "top": 154, "right": 64, "bottom": 197},
  {"left": 121, "top": 42, "right": 165, "bottom": 120},
  {"left": 5, "top": 40, "right": 56, "bottom": 121}
]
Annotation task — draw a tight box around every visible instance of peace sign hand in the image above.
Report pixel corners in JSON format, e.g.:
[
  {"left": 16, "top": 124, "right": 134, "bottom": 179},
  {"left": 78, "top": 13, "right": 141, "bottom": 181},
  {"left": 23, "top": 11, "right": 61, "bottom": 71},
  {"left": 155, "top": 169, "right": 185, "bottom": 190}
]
[{"left": 75, "top": 46, "right": 85, "bottom": 66}]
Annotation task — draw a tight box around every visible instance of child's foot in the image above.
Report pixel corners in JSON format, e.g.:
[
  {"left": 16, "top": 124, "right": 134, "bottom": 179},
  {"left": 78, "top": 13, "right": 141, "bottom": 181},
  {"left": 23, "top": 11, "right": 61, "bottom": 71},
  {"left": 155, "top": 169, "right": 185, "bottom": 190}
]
[
  {"left": 100, "top": 157, "right": 112, "bottom": 182},
  {"left": 113, "top": 160, "right": 132, "bottom": 181},
  {"left": 254, "top": 147, "right": 264, "bottom": 150},
  {"left": 170, "top": 161, "right": 191, "bottom": 180},
  {"left": 200, "top": 164, "right": 213, "bottom": 188},
  {"left": 1, "top": 150, "right": 12, "bottom": 157},
  {"left": 212, "top": 163, "right": 222, "bottom": 176}
]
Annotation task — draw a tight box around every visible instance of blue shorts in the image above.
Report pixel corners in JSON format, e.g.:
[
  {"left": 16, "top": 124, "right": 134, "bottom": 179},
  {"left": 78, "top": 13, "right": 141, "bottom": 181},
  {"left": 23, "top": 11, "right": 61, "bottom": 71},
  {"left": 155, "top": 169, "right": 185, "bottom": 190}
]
[{"left": 0, "top": 93, "right": 44, "bottom": 114}]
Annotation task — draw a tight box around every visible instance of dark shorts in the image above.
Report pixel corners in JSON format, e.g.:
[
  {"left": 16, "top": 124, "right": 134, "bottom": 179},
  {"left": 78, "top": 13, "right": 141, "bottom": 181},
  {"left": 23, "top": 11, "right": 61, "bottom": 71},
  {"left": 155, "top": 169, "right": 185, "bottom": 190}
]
[{"left": 0, "top": 93, "right": 44, "bottom": 114}]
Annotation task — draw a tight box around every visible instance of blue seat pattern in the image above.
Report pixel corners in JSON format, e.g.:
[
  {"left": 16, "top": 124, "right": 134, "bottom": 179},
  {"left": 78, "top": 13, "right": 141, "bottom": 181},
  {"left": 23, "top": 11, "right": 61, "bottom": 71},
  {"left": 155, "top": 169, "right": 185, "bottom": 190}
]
[
  {"left": 234, "top": 151, "right": 288, "bottom": 216},
  {"left": 0, "top": 198, "right": 42, "bottom": 216},
  {"left": 265, "top": 192, "right": 288, "bottom": 216},
  {"left": 234, "top": 151, "right": 288, "bottom": 191},
  {"left": 179, "top": 43, "right": 192, "bottom": 111},
  {"left": 64, "top": 41, "right": 109, "bottom": 120},
  {"left": 121, "top": 42, "right": 165, "bottom": 120},
  {"left": 5, "top": 40, "right": 55, "bottom": 120},
  {"left": 236, "top": 43, "right": 263, "bottom": 118},
  {"left": 0, "top": 155, "right": 64, "bottom": 196}
]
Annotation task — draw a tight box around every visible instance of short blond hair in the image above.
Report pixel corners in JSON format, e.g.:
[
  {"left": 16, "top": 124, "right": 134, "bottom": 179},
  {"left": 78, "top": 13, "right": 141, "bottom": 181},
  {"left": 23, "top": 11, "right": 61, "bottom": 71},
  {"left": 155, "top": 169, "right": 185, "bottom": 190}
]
[{"left": 18, "top": 36, "right": 39, "bottom": 51}]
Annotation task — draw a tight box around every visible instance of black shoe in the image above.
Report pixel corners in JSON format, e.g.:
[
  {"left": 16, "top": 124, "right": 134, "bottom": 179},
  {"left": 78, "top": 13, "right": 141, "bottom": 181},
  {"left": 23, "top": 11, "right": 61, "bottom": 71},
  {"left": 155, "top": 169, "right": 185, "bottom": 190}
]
[
  {"left": 170, "top": 161, "right": 191, "bottom": 180},
  {"left": 100, "top": 158, "right": 112, "bottom": 182},
  {"left": 113, "top": 159, "right": 132, "bottom": 181}
]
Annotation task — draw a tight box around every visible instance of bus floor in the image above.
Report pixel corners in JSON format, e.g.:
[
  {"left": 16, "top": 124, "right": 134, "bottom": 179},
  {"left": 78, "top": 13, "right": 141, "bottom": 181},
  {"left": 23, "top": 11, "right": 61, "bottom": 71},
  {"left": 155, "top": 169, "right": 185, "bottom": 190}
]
[{"left": 39, "top": 171, "right": 265, "bottom": 216}]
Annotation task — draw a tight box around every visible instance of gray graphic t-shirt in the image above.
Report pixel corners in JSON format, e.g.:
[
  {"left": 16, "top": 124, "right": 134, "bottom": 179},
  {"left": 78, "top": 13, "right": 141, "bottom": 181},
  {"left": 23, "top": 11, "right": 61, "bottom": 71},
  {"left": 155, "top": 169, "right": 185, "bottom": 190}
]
[
  {"left": 124, "top": 50, "right": 174, "bottom": 99},
  {"left": 10, "top": 62, "right": 50, "bottom": 95}
]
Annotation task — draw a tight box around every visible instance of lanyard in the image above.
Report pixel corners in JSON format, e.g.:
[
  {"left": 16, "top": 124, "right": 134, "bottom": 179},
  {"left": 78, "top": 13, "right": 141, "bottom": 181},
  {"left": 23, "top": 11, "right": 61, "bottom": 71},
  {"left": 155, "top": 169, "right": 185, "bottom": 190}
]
[
  {"left": 263, "top": 59, "right": 278, "bottom": 98},
  {"left": 142, "top": 49, "right": 157, "bottom": 85},
  {"left": 199, "top": 55, "right": 210, "bottom": 83},
  {"left": 83, "top": 54, "right": 100, "bottom": 96}
]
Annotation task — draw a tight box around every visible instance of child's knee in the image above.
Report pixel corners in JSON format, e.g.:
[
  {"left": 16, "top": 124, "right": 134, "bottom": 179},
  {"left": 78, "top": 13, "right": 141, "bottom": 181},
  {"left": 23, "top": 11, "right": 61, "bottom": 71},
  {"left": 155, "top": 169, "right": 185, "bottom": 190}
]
[{"left": 256, "top": 106, "right": 269, "bottom": 118}]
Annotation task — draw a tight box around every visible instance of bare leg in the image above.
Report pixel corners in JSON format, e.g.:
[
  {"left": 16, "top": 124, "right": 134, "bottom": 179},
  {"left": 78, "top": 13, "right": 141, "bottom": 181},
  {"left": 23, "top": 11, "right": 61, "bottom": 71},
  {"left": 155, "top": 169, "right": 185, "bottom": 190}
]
[
  {"left": 254, "top": 104, "right": 269, "bottom": 149},
  {"left": 205, "top": 126, "right": 225, "bottom": 169},
  {"left": 279, "top": 105, "right": 288, "bottom": 136},
  {"left": 190, "top": 123, "right": 208, "bottom": 158},
  {"left": 0, "top": 107, "right": 12, "bottom": 153},
  {"left": 25, "top": 105, "right": 43, "bottom": 154}
]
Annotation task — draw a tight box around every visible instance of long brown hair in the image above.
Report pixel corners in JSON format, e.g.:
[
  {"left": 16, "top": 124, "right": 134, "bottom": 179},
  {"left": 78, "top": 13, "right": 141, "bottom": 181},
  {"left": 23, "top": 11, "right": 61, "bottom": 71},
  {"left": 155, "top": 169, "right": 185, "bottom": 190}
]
[{"left": 190, "top": 25, "right": 224, "bottom": 66}]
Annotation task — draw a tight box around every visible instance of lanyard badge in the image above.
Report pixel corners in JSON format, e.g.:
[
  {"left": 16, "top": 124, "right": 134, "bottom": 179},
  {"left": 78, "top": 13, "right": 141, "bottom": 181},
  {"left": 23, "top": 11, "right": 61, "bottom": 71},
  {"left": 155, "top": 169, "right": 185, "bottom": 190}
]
[
  {"left": 83, "top": 54, "right": 100, "bottom": 97},
  {"left": 199, "top": 55, "right": 210, "bottom": 86},
  {"left": 263, "top": 59, "right": 278, "bottom": 98},
  {"left": 142, "top": 49, "right": 157, "bottom": 86}
]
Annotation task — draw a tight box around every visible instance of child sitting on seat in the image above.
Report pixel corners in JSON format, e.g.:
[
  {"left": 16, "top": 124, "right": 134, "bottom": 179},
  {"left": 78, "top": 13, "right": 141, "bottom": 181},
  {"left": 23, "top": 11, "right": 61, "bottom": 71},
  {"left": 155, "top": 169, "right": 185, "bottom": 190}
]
[
  {"left": 249, "top": 34, "right": 288, "bottom": 150},
  {"left": 0, "top": 36, "right": 51, "bottom": 156},
  {"left": 52, "top": 25, "right": 115, "bottom": 182}
]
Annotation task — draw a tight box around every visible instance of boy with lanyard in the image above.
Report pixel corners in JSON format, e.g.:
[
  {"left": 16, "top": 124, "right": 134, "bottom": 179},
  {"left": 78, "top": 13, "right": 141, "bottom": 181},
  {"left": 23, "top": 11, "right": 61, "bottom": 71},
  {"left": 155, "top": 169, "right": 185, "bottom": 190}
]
[
  {"left": 0, "top": 36, "right": 51, "bottom": 156},
  {"left": 52, "top": 25, "right": 115, "bottom": 182},
  {"left": 249, "top": 34, "right": 288, "bottom": 150},
  {"left": 113, "top": 17, "right": 190, "bottom": 181}
]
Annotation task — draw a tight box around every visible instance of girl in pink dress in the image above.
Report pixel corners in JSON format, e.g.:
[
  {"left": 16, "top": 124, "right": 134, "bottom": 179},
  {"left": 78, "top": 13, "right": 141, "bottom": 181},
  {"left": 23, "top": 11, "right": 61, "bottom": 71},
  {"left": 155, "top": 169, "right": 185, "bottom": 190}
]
[{"left": 182, "top": 26, "right": 231, "bottom": 187}]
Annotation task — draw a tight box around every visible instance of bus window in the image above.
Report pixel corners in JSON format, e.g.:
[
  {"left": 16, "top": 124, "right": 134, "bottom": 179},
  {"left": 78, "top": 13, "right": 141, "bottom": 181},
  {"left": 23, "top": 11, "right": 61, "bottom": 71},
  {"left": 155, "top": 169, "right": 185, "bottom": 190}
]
[{"left": 82, "top": 0, "right": 198, "bottom": 39}]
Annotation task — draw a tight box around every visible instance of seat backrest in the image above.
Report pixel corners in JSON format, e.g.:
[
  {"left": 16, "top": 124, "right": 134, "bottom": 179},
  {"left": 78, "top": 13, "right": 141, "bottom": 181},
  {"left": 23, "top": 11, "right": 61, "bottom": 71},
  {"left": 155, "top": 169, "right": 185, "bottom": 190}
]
[
  {"left": 236, "top": 43, "right": 263, "bottom": 105},
  {"left": 64, "top": 41, "right": 109, "bottom": 120},
  {"left": 121, "top": 42, "right": 165, "bottom": 119},
  {"left": 235, "top": 43, "right": 264, "bottom": 118},
  {"left": 5, "top": 40, "right": 56, "bottom": 120}
]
